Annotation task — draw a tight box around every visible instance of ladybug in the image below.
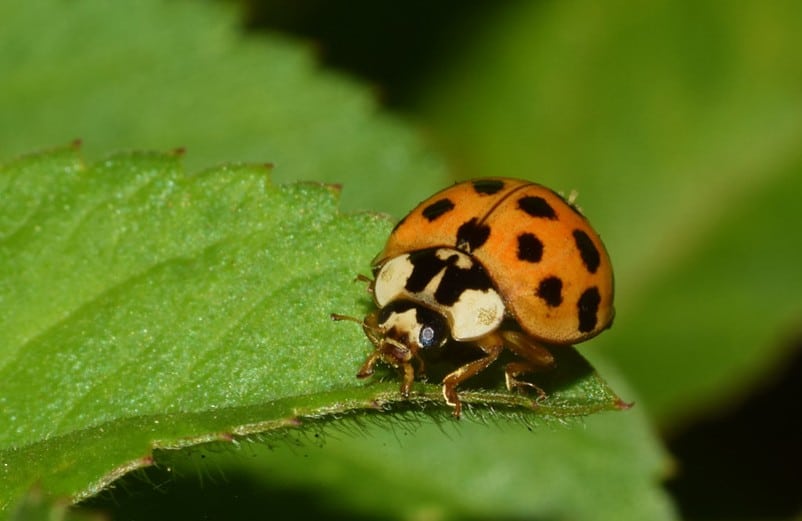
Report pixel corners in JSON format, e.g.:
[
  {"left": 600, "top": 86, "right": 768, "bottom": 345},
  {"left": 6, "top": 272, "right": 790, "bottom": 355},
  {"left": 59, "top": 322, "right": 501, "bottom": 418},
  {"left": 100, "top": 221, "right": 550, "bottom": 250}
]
[{"left": 333, "top": 178, "right": 614, "bottom": 417}]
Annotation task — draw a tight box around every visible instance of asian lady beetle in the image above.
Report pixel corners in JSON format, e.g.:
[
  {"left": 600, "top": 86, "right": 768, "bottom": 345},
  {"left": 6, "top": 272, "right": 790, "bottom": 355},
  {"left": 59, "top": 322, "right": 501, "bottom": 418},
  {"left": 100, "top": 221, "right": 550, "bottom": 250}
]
[{"left": 333, "top": 178, "right": 614, "bottom": 417}]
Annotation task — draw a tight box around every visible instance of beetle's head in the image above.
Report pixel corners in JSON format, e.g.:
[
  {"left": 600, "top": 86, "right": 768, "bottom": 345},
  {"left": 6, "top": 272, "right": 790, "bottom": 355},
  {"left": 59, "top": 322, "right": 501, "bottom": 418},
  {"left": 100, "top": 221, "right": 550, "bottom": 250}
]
[
  {"left": 332, "top": 300, "right": 449, "bottom": 375},
  {"left": 372, "top": 300, "right": 449, "bottom": 358}
]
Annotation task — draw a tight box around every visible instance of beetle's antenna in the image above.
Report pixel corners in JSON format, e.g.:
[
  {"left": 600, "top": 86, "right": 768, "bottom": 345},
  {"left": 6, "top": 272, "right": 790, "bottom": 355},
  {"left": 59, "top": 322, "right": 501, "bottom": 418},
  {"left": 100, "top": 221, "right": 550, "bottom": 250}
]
[
  {"left": 330, "top": 313, "right": 362, "bottom": 323},
  {"left": 331, "top": 313, "right": 385, "bottom": 340}
]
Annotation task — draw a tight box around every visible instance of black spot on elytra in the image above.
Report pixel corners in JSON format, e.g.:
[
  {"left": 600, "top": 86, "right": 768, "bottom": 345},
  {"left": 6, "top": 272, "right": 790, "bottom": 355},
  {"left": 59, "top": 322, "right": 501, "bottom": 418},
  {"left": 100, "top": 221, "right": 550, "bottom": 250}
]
[
  {"left": 518, "top": 196, "right": 557, "bottom": 220},
  {"left": 404, "top": 249, "right": 493, "bottom": 307},
  {"left": 536, "top": 276, "right": 563, "bottom": 307},
  {"left": 577, "top": 287, "right": 601, "bottom": 333},
  {"left": 573, "top": 229, "right": 601, "bottom": 274},
  {"left": 472, "top": 179, "right": 505, "bottom": 195},
  {"left": 517, "top": 233, "right": 543, "bottom": 263},
  {"left": 456, "top": 218, "right": 490, "bottom": 251},
  {"left": 421, "top": 198, "right": 455, "bottom": 222}
]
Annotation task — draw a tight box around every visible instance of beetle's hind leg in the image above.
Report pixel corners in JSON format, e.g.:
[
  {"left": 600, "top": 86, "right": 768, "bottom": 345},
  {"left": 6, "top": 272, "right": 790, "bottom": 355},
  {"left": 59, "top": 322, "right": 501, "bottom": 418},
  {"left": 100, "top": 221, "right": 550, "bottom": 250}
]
[{"left": 499, "top": 330, "right": 556, "bottom": 400}]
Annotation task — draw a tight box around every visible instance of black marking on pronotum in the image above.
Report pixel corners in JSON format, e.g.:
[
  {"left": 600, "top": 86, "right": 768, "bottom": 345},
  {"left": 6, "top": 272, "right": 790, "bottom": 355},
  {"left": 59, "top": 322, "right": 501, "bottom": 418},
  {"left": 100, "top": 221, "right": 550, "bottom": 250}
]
[
  {"left": 517, "top": 233, "right": 544, "bottom": 263},
  {"left": 536, "top": 276, "right": 563, "bottom": 307},
  {"left": 378, "top": 299, "right": 417, "bottom": 323},
  {"left": 577, "top": 286, "right": 601, "bottom": 333},
  {"left": 573, "top": 229, "right": 601, "bottom": 274},
  {"left": 422, "top": 198, "right": 455, "bottom": 222},
  {"left": 472, "top": 179, "right": 505, "bottom": 195},
  {"left": 434, "top": 255, "right": 494, "bottom": 307},
  {"left": 518, "top": 196, "right": 557, "bottom": 220},
  {"left": 456, "top": 217, "right": 491, "bottom": 251},
  {"left": 404, "top": 250, "right": 448, "bottom": 293},
  {"left": 404, "top": 249, "right": 494, "bottom": 307}
]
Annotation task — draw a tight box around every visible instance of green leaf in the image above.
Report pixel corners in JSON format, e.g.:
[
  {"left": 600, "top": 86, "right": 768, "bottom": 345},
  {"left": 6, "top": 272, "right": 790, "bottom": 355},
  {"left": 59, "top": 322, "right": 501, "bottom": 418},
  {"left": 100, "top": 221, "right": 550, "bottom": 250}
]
[
  {"left": 0, "top": 0, "right": 448, "bottom": 216},
  {"left": 0, "top": 148, "right": 642, "bottom": 517},
  {"left": 421, "top": 0, "right": 802, "bottom": 424},
  {"left": 0, "top": 1, "right": 676, "bottom": 518}
]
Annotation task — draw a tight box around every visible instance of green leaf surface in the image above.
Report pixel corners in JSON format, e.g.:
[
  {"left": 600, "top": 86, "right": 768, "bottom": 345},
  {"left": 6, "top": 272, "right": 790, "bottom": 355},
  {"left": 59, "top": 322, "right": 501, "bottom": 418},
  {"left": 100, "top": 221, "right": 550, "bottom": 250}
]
[
  {"left": 421, "top": 0, "right": 802, "bottom": 424},
  {"left": 0, "top": 0, "right": 448, "bottom": 216},
  {"left": 0, "top": 149, "right": 663, "bottom": 519}
]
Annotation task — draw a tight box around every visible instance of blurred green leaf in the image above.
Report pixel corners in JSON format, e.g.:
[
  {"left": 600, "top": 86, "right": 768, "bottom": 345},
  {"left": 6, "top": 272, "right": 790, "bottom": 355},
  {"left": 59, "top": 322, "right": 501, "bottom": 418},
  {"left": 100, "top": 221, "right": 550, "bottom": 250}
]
[
  {"left": 421, "top": 0, "right": 802, "bottom": 424},
  {"left": 123, "top": 408, "right": 676, "bottom": 521},
  {"left": 0, "top": 0, "right": 448, "bottom": 216},
  {"left": 0, "top": 148, "right": 651, "bottom": 518}
]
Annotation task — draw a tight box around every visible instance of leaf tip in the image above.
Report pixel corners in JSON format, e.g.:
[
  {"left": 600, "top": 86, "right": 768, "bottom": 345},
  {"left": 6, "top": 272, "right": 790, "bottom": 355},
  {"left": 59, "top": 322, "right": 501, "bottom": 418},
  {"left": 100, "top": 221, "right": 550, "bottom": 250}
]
[
  {"left": 614, "top": 398, "right": 635, "bottom": 410},
  {"left": 327, "top": 182, "right": 343, "bottom": 196}
]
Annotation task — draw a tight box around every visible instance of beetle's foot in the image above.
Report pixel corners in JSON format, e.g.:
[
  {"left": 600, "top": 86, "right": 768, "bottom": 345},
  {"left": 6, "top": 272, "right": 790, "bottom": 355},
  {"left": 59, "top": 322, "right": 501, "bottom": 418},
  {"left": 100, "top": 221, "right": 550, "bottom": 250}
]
[
  {"left": 505, "top": 374, "right": 547, "bottom": 401},
  {"left": 442, "top": 384, "right": 463, "bottom": 419}
]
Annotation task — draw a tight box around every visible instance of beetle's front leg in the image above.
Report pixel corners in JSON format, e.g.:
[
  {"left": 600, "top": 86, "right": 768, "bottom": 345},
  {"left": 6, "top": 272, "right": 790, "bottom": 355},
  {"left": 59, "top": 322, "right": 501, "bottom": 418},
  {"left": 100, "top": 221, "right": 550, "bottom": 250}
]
[
  {"left": 356, "top": 309, "right": 417, "bottom": 397},
  {"left": 441, "top": 332, "right": 504, "bottom": 418}
]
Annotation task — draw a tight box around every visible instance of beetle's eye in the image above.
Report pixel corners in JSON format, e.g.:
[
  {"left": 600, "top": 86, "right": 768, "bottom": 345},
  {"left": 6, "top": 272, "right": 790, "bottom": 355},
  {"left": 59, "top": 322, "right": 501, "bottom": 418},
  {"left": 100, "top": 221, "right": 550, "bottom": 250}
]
[
  {"left": 414, "top": 305, "right": 448, "bottom": 348},
  {"left": 419, "top": 325, "right": 438, "bottom": 348},
  {"left": 418, "top": 316, "right": 447, "bottom": 349}
]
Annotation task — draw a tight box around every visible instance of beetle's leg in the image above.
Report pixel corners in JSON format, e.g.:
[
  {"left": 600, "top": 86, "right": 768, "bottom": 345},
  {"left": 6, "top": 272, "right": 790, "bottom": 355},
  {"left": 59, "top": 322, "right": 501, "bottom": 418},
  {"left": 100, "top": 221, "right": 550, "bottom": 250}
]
[
  {"left": 360, "top": 309, "right": 382, "bottom": 346},
  {"left": 499, "top": 329, "right": 555, "bottom": 399},
  {"left": 357, "top": 344, "right": 415, "bottom": 398},
  {"left": 331, "top": 311, "right": 383, "bottom": 379},
  {"left": 398, "top": 357, "right": 415, "bottom": 398},
  {"left": 354, "top": 309, "right": 418, "bottom": 398},
  {"left": 352, "top": 273, "right": 375, "bottom": 295},
  {"left": 441, "top": 332, "right": 504, "bottom": 419},
  {"left": 411, "top": 348, "right": 426, "bottom": 381},
  {"left": 354, "top": 273, "right": 372, "bottom": 283}
]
